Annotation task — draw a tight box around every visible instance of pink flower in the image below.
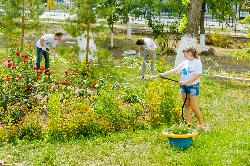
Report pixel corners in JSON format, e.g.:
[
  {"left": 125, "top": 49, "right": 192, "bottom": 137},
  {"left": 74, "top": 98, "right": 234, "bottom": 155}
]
[
  {"left": 38, "top": 67, "right": 44, "bottom": 73},
  {"left": 38, "top": 69, "right": 43, "bottom": 73},
  {"left": 33, "top": 65, "right": 38, "bottom": 70}
]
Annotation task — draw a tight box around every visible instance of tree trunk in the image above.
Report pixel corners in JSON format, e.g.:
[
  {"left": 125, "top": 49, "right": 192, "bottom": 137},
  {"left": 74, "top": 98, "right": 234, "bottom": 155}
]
[
  {"left": 175, "top": 0, "right": 203, "bottom": 66},
  {"left": 85, "top": 22, "right": 90, "bottom": 69},
  {"left": 187, "top": 0, "right": 203, "bottom": 37},
  {"left": 110, "top": 23, "right": 114, "bottom": 48},
  {"left": 200, "top": 2, "right": 206, "bottom": 52},
  {"left": 21, "top": 0, "right": 25, "bottom": 49},
  {"left": 126, "top": 14, "right": 132, "bottom": 40},
  {"left": 235, "top": 4, "right": 240, "bottom": 34}
]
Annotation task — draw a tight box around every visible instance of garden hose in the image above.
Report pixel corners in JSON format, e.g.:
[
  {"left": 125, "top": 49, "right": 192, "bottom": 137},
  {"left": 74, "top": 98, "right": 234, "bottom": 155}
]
[{"left": 160, "top": 76, "right": 186, "bottom": 122}]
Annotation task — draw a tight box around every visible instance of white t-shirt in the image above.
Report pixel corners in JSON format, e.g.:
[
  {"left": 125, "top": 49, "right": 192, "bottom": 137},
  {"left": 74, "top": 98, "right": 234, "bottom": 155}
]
[
  {"left": 142, "top": 38, "right": 157, "bottom": 50},
  {"left": 36, "top": 34, "right": 58, "bottom": 48},
  {"left": 175, "top": 59, "right": 202, "bottom": 85}
]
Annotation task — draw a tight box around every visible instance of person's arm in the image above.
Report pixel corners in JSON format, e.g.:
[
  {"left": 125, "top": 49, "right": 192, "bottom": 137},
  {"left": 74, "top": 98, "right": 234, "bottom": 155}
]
[
  {"left": 159, "top": 68, "right": 178, "bottom": 77},
  {"left": 51, "top": 48, "right": 56, "bottom": 55},
  {"left": 147, "top": 49, "right": 153, "bottom": 58},
  {"left": 180, "top": 74, "right": 200, "bottom": 85},
  {"left": 137, "top": 45, "right": 141, "bottom": 56},
  {"left": 40, "top": 38, "right": 46, "bottom": 50},
  {"left": 51, "top": 48, "right": 58, "bottom": 59},
  {"left": 137, "top": 45, "right": 144, "bottom": 61}
]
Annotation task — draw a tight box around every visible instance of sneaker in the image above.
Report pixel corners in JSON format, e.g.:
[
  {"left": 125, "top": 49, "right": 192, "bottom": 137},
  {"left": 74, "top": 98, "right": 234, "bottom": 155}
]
[{"left": 197, "top": 124, "right": 206, "bottom": 131}]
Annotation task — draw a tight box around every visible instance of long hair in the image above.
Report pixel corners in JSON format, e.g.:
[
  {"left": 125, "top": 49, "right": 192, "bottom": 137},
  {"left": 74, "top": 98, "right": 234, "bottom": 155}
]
[{"left": 182, "top": 46, "right": 199, "bottom": 59}]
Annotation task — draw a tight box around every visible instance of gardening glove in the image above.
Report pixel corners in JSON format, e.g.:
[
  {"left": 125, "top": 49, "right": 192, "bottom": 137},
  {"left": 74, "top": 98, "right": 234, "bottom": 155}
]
[
  {"left": 53, "top": 53, "right": 58, "bottom": 59},
  {"left": 42, "top": 47, "right": 47, "bottom": 51}
]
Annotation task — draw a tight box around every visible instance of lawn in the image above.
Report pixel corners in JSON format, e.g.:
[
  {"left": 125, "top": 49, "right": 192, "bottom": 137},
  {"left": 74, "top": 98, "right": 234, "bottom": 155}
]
[{"left": 0, "top": 73, "right": 249, "bottom": 165}]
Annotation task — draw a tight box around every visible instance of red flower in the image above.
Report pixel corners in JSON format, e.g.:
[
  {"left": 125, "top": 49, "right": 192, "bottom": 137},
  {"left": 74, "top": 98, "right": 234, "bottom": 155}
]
[
  {"left": 38, "top": 69, "right": 43, "bottom": 73},
  {"left": 23, "top": 58, "right": 28, "bottom": 63},
  {"left": 36, "top": 75, "right": 42, "bottom": 80},
  {"left": 38, "top": 67, "right": 44, "bottom": 73},
  {"left": 23, "top": 53, "right": 28, "bottom": 59},
  {"left": 6, "top": 76, "right": 11, "bottom": 81},
  {"left": 33, "top": 65, "right": 38, "bottom": 70},
  {"left": 16, "top": 50, "right": 20, "bottom": 56},
  {"left": 12, "top": 65, "right": 17, "bottom": 70},
  {"left": 61, "top": 80, "right": 67, "bottom": 85},
  {"left": 22, "top": 53, "right": 29, "bottom": 63},
  {"left": 55, "top": 81, "right": 60, "bottom": 86},
  {"left": 7, "top": 62, "right": 12, "bottom": 68},
  {"left": 45, "top": 68, "right": 50, "bottom": 72}
]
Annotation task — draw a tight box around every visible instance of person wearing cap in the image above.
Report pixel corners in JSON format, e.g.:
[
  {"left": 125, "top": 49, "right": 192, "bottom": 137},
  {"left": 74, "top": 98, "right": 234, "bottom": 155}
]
[
  {"left": 35, "top": 32, "right": 63, "bottom": 71},
  {"left": 159, "top": 46, "right": 205, "bottom": 131},
  {"left": 136, "top": 38, "right": 157, "bottom": 78}
]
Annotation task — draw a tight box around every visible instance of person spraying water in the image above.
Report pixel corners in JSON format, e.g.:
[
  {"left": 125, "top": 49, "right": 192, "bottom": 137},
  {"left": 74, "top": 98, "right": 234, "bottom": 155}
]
[{"left": 159, "top": 46, "right": 206, "bottom": 131}]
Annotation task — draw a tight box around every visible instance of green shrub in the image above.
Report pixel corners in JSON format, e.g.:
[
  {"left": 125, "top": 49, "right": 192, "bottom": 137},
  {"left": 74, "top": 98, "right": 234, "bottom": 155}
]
[
  {"left": 18, "top": 122, "right": 43, "bottom": 141},
  {"left": 123, "top": 88, "right": 141, "bottom": 104},
  {"left": 0, "top": 54, "right": 181, "bottom": 143},
  {"left": 94, "top": 82, "right": 145, "bottom": 131},
  {"left": 94, "top": 48, "right": 113, "bottom": 65},
  {"left": 121, "top": 56, "right": 141, "bottom": 68},
  {"left": 209, "top": 33, "right": 232, "bottom": 48},
  {"left": 230, "top": 44, "right": 250, "bottom": 61},
  {"left": 142, "top": 79, "right": 181, "bottom": 125},
  {"left": 46, "top": 93, "right": 108, "bottom": 140}
]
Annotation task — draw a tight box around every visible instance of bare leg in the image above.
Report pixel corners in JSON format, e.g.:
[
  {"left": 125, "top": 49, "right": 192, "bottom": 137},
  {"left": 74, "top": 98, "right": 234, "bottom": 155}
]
[
  {"left": 190, "top": 96, "right": 204, "bottom": 125},
  {"left": 182, "top": 94, "right": 192, "bottom": 124}
]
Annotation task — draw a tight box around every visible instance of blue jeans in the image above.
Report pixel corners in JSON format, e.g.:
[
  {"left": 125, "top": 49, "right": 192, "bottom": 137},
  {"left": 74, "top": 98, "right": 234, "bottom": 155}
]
[
  {"left": 36, "top": 47, "right": 49, "bottom": 69},
  {"left": 180, "top": 83, "right": 200, "bottom": 96},
  {"left": 141, "top": 49, "right": 156, "bottom": 78}
]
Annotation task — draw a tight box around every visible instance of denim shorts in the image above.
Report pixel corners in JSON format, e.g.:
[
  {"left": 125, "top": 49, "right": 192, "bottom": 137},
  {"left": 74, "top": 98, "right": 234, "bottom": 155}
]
[{"left": 180, "top": 83, "right": 200, "bottom": 96}]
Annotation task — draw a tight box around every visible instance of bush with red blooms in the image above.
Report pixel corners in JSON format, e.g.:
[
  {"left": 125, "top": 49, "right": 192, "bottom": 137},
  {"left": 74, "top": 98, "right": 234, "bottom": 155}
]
[{"left": 0, "top": 49, "right": 53, "bottom": 125}]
